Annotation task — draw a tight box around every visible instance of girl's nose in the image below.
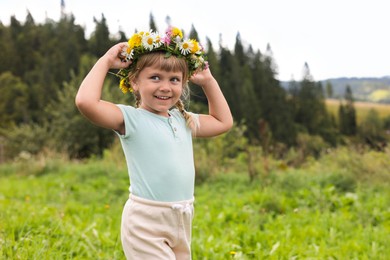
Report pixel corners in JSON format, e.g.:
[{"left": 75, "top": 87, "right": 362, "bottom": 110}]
[{"left": 159, "top": 81, "right": 172, "bottom": 92}]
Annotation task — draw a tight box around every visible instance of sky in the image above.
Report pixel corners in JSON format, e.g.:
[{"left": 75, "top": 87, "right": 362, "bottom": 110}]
[{"left": 1, "top": 0, "right": 389, "bottom": 81}]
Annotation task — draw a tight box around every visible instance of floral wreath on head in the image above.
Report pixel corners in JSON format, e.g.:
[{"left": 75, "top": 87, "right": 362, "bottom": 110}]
[{"left": 115, "top": 26, "right": 208, "bottom": 94}]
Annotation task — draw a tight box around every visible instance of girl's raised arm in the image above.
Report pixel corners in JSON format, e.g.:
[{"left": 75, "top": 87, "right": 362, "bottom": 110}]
[
  {"left": 190, "top": 68, "right": 233, "bottom": 137},
  {"left": 75, "top": 43, "right": 131, "bottom": 134}
]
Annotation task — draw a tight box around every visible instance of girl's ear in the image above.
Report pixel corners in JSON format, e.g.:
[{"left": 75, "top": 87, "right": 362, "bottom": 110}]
[{"left": 131, "top": 80, "right": 138, "bottom": 91}]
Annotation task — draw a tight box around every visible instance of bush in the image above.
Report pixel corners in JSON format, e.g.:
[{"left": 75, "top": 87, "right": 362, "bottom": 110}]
[{"left": 193, "top": 123, "right": 248, "bottom": 183}]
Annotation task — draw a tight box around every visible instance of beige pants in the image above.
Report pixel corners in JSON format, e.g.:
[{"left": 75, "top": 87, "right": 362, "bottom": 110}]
[{"left": 121, "top": 194, "right": 194, "bottom": 260}]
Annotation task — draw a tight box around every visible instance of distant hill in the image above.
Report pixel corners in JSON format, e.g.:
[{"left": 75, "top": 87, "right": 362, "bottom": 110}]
[{"left": 281, "top": 76, "right": 390, "bottom": 103}]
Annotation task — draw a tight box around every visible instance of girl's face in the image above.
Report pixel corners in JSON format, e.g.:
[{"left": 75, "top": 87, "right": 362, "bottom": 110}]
[{"left": 132, "top": 65, "right": 184, "bottom": 117}]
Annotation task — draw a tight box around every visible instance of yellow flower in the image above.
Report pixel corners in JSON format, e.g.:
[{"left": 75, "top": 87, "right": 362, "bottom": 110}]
[
  {"left": 119, "top": 79, "right": 129, "bottom": 93},
  {"left": 171, "top": 27, "right": 183, "bottom": 39},
  {"left": 190, "top": 40, "right": 201, "bottom": 53},
  {"left": 128, "top": 33, "right": 142, "bottom": 48}
]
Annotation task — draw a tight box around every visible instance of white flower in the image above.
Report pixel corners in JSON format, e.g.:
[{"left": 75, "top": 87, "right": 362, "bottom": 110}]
[
  {"left": 179, "top": 40, "right": 193, "bottom": 55},
  {"left": 154, "top": 35, "right": 163, "bottom": 48},
  {"left": 121, "top": 46, "right": 133, "bottom": 61},
  {"left": 173, "top": 35, "right": 181, "bottom": 43},
  {"left": 142, "top": 32, "right": 157, "bottom": 51}
]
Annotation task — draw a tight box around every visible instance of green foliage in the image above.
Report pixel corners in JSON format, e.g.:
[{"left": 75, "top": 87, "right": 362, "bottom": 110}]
[
  {"left": 0, "top": 123, "right": 48, "bottom": 159},
  {"left": 339, "top": 85, "right": 357, "bottom": 135},
  {"left": 358, "top": 109, "right": 387, "bottom": 150},
  {"left": 88, "top": 14, "right": 114, "bottom": 57},
  {"left": 290, "top": 65, "right": 339, "bottom": 146},
  {"left": 193, "top": 123, "right": 248, "bottom": 184},
  {"left": 325, "top": 81, "right": 334, "bottom": 98},
  {"left": 45, "top": 55, "right": 124, "bottom": 159},
  {"left": 1, "top": 147, "right": 389, "bottom": 259},
  {"left": 0, "top": 72, "right": 29, "bottom": 126},
  {"left": 0, "top": 159, "right": 128, "bottom": 259}
]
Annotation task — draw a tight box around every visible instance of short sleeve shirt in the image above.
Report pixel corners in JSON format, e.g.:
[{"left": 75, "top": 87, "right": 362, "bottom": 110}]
[{"left": 116, "top": 105, "right": 196, "bottom": 202}]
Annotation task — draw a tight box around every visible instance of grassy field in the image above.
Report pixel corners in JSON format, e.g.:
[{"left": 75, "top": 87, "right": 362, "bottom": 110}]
[
  {"left": 1, "top": 148, "right": 390, "bottom": 259},
  {"left": 326, "top": 99, "right": 390, "bottom": 123}
]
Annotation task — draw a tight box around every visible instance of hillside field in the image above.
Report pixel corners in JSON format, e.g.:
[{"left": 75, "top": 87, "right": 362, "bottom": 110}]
[{"left": 326, "top": 99, "right": 390, "bottom": 123}]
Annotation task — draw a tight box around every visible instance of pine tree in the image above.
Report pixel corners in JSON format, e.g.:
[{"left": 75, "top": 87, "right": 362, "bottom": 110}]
[
  {"left": 339, "top": 85, "right": 357, "bottom": 135},
  {"left": 254, "top": 44, "right": 296, "bottom": 145},
  {"left": 231, "top": 32, "right": 262, "bottom": 136},
  {"left": 189, "top": 24, "right": 200, "bottom": 41},
  {"left": 89, "top": 14, "right": 112, "bottom": 57},
  {"left": 0, "top": 23, "right": 18, "bottom": 73},
  {"left": 219, "top": 46, "right": 242, "bottom": 121},
  {"left": 325, "top": 81, "right": 333, "bottom": 99},
  {"left": 149, "top": 12, "right": 158, "bottom": 31},
  {"left": 295, "top": 62, "right": 337, "bottom": 144}
]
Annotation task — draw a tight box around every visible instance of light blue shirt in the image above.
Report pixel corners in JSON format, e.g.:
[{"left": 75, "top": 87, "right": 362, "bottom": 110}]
[{"left": 116, "top": 105, "right": 196, "bottom": 202}]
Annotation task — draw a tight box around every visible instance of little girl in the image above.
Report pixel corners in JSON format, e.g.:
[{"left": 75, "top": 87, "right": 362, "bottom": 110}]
[{"left": 75, "top": 27, "right": 233, "bottom": 259}]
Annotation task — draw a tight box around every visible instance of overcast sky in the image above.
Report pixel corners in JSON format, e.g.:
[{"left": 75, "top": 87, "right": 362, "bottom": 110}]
[{"left": 1, "top": 0, "right": 389, "bottom": 81}]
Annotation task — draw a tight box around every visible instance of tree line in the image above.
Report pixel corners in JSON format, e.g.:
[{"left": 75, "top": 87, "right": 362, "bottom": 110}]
[{"left": 0, "top": 12, "right": 389, "bottom": 161}]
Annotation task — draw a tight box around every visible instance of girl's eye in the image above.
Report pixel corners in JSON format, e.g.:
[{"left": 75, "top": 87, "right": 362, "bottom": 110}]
[
  {"left": 171, "top": 77, "right": 181, "bottom": 83},
  {"left": 151, "top": 76, "right": 160, "bottom": 80}
]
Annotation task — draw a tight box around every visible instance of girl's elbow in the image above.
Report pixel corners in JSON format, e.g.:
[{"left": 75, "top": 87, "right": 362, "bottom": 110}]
[
  {"left": 75, "top": 95, "right": 83, "bottom": 110},
  {"left": 75, "top": 94, "right": 90, "bottom": 112},
  {"left": 223, "top": 117, "right": 234, "bottom": 133}
]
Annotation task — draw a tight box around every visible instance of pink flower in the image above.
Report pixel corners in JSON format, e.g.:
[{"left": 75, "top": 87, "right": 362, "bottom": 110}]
[{"left": 161, "top": 35, "right": 171, "bottom": 45}]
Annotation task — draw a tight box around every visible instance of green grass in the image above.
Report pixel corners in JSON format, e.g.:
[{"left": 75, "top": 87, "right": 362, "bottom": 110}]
[
  {"left": 0, "top": 161, "right": 128, "bottom": 259},
  {"left": 1, "top": 149, "right": 390, "bottom": 259},
  {"left": 193, "top": 173, "right": 390, "bottom": 259}
]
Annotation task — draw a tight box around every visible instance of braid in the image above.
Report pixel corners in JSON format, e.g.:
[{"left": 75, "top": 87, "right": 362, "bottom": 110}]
[
  {"left": 176, "top": 83, "right": 199, "bottom": 133},
  {"left": 133, "top": 92, "right": 141, "bottom": 108},
  {"left": 175, "top": 99, "right": 199, "bottom": 134},
  {"left": 175, "top": 99, "right": 191, "bottom": 123}
]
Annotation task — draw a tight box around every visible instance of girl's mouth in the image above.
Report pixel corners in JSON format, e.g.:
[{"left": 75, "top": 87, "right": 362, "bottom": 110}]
[{"left": 155, "top": 96, "right": 171, "bottom": 100}]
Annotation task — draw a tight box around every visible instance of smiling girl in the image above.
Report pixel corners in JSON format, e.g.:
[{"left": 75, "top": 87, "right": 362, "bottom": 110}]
[{"left": 75, "top": 27, "right": 233, "bottom": 259}]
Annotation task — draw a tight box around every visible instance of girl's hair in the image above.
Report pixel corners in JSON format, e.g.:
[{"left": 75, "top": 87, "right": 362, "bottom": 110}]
[{"left": 128, "top": 52, "right": 199, "bottom": 132}]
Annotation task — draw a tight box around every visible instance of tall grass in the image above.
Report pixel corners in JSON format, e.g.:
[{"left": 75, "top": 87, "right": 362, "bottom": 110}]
[{"left": 1, "top": 146, "right": 389, "bottom": 259}]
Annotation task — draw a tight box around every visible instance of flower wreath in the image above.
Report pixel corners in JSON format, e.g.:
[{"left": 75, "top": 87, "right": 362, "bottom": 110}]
[{"left": 115, "top": 26, "right": 208, "bottom": 94}]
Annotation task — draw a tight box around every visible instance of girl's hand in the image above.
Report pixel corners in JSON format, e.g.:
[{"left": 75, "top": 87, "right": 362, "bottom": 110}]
[
  {"left": 189, "top": 68, "right": 215, "bottom": 88},
  {"left": 102, "top": 42, "right": 132, "bottom": 69}
]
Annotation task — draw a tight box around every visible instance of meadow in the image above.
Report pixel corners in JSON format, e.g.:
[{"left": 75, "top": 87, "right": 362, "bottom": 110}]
[
  {"left": 326, "top": 99, "right": 390, "bottom": 123},
  {"left": 1, "top": 145, "right": 389, "bottom": 259}
]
